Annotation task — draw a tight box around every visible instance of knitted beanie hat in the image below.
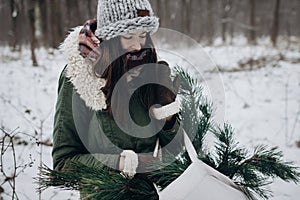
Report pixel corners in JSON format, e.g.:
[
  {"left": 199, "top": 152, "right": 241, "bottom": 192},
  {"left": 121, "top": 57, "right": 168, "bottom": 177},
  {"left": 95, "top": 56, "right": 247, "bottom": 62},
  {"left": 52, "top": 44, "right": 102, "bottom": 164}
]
[{"left": 95, "top": 0, "right": 159, "bottom": 40}]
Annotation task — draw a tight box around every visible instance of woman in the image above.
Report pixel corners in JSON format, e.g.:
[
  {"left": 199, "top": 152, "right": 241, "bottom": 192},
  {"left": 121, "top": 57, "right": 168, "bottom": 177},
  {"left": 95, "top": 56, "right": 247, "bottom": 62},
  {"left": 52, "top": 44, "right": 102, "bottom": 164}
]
[{"left": 52, "top": 0, "right": 182, "bottom": 197}]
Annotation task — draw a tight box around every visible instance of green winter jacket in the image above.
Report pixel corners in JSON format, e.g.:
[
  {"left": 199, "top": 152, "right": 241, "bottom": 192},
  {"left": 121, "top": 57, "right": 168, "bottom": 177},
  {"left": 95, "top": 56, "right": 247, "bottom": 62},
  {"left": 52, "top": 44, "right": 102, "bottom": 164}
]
[
  {"left": 52, "top": 28, "right": 182, "bottom": 172},
  {"left": 52, "top": 67, "right": 181, "bottom": 171}
]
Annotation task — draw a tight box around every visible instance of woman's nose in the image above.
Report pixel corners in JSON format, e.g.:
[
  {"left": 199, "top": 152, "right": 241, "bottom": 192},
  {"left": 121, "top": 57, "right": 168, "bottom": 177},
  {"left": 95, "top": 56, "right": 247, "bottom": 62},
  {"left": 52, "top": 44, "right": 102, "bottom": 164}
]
[{"left": 131, "top": 38, "right": 142, "bottom": 51}]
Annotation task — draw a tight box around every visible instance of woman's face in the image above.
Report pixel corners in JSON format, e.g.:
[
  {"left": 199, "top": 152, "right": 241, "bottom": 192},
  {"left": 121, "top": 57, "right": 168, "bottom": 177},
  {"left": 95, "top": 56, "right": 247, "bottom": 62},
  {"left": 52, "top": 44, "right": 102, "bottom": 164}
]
[{"left": 120, "top": 31, "right": 147, "bottom": 53}]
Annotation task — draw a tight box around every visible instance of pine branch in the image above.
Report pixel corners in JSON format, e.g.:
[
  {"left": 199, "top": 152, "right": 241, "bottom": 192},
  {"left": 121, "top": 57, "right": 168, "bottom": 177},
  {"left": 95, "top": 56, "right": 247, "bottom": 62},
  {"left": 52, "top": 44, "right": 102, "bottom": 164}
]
[
  {"left": 210, "top": 124, "right": 300, "bottom": 199},
  {"left": 38, "top": 165, "right": 71, "bottom": 191},
  {"left": 234, "top": 145, "right": 300, "bottom": 199},
  {"left": 38, "top": 161, "right": 158, "bottom": 200},
  {"left": 173, "top": 67, "right": 300, "bottom": 199},
  {"left": 211, "top": 124, "right": 247, "bottom": 178},
  {"left": 243, "top": 145, "right": 300, "bottom": 183},
  {"left": 175, "top": 66, "right": 213, "bottom": 154}
]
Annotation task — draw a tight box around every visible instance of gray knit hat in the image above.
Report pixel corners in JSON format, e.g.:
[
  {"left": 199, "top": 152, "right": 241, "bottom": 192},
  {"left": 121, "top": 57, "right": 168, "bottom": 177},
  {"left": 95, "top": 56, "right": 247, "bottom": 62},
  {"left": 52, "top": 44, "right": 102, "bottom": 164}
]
[{"left": 95, "top": 0, "right": 159, "bottom": 40}]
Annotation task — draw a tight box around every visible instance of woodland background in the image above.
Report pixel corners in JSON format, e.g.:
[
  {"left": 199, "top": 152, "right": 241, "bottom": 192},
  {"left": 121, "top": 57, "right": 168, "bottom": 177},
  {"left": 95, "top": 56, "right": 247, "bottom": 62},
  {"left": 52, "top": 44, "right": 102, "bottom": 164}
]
[
  {"left": 0, "top": 0, "right": 300, "bottom": 199},
  {"left": 1, "top": 0, "right": 300, "bottom": 49}
]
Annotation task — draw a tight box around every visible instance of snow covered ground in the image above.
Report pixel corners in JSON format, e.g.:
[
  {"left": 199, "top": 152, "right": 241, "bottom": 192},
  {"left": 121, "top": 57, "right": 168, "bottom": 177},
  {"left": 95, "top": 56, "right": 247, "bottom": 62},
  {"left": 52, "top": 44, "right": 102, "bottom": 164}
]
[{"left": 0, "top": 40, "right": 299, "bottom": 199}]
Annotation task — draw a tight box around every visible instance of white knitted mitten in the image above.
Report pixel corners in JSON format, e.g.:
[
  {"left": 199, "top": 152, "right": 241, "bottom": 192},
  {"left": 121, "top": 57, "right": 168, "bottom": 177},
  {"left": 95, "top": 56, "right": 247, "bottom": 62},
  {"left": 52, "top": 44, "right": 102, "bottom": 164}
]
[
  {"left": 150, "top": 101, "right": 180, "bottom": 120},
  {"left": 120, "top": 150, "right": 139, "bottom": 177}
]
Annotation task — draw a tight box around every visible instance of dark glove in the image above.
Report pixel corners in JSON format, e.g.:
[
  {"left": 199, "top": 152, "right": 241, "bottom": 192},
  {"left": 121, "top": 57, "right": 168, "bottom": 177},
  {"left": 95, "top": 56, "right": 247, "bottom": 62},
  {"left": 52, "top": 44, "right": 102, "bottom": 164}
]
[
  {"left": 78, "top": 18, "right": 101, "bottom": 61},
  {"left": 155, "top": 61, "right": 180, "bottom": 106},
  {"left": 143, "top": 61, "right": 180, "bottom": 108},
  {"left": 141, "top": 61, "right": 180, "bottom": 123},
  {"left": 137, "top": 153, "right": 160, "bottom": 173}
]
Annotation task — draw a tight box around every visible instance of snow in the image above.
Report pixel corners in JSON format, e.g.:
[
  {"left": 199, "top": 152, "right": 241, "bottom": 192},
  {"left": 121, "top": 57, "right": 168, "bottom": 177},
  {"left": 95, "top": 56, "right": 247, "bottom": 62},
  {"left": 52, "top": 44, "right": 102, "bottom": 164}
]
[{"left": 0, "top": 41, "right": 299, "bottom": 199}]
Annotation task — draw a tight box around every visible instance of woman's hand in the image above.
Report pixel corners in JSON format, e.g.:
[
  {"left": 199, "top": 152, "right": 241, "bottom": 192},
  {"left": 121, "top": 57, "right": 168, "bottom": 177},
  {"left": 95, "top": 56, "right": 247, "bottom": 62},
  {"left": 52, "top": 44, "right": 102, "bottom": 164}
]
[
  {"left": 118, "top": 150, "right": 138, "bottom": 177},
  {"left": 78, "top": 18, "right": 101, "bottom": 61}
]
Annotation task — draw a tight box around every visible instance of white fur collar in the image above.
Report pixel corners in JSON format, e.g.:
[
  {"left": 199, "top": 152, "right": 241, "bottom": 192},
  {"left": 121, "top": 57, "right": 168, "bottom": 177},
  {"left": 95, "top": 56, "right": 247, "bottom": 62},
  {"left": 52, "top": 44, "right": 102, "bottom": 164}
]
[{"left": 59, "top": 27, "right": 107, "bottom": 111}]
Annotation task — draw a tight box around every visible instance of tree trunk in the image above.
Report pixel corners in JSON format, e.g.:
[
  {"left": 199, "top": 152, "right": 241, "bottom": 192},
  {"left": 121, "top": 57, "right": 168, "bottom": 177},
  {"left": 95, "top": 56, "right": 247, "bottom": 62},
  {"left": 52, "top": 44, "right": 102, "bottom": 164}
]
[
  {"left": 249, "top": 0, "right": 256, "bottom": 44},
  {"left": 28, "top": 0, "right": 38, "bottom": 66},
  {"left": 163, "top": 0, "right": 169, "bottom": 27},
  {"left": 286, "top": 21, "right": 291, "bottom": 48},
  {"left": 221, "top": 0, "right": 228, "bottom": 43},
  {"left": 45, "top": 0, "right": 54, "bottom": 48},
  {"left": 73, "top": 0, "right": 82, "bottom": 25},
  {"left": 207, "top": 0, "right": 214, "bottom": 45},
  {"left": 49, "top": 0, "right": 63, "bottom": 48},
  {"left": 39, "top": 0, "right": 48, "bottom": 47},
  {"left": 34, "top": 0, "right": 42, "bottom": 45},
  {"left": 87, "top": 0, "right": 93, "bottom": 18},
  {"left": 10, "top": 0, "right": 20, "bottom": 51},
  {"left": 229, "top": 21, "right": 234, "bottom": 45},
  {"left": 271, "top": 0, "right": 280, "bottom": 47},
  {"left": 183, "top": 0, "right": 191, "bottom": 34},
  {"left": 155, "top": 0, "right": 161, "bottom": 24}
]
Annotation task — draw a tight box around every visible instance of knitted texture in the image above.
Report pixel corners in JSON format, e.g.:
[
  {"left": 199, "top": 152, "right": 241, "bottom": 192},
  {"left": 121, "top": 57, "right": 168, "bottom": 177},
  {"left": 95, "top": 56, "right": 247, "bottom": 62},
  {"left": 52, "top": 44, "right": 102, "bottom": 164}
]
[
  {"left": 120, "top": 150, "right": 139, "bottom": 177},
  {"left": 150, "top": 101, "right": 180, "bottom": 120},
  {"left": 96, "top": 0, "right": 159, "bottom": 40}
]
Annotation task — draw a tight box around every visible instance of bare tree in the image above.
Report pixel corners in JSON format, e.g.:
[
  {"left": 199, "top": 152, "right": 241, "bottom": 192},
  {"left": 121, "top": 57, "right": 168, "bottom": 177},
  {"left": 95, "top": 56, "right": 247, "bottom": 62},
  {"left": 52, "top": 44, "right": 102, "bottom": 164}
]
[
  {"left": 44, "top": 0, "right": 53, "bottom": 48},
  {"left": 271, "top": 0, "right": 281, "bottom": 47},
  {"left": 36, "top": 0, "right": 47, "bottom": 47},
  {"left": 87, "top": 0, "right": 94, "bottom": 18},
  {"left": 221, "top": 0, "right": 233, "bottom": 43},
  {"left": 10, "top": 0, "right": 20, "bottom": 51},
  {"left": 182, "top": 0, "right": 192, "bottom": 34},
  {"left": 207, "top": 0, "right": 215, "bottom": 45},
  {"left": 28, "top": 0, "right": 38, "bottom": 66},
  {"left": 49, "top": 0, "right": 63, "bottom": 48},
  {"left": 71, "top": 0, "right": 82, "bottom": 25},
  {"left": 249, "top": 0, "right": 256, "bottom": 44},
  {"left": 154, "top": 0, "right": 162, "bottom": 25},
  {"left": 148, "top": 0, "right": 170, "bottom": 30},
  {"left": 1, "top": 0, "right": 300, "bottom": 47}
]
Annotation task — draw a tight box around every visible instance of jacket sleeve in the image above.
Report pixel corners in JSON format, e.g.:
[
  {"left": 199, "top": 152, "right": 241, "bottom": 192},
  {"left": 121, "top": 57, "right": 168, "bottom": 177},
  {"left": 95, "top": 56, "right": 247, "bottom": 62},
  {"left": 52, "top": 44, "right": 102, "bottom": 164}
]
[{"left": 52, "top": 66, "right": 119, "bottom": 171}]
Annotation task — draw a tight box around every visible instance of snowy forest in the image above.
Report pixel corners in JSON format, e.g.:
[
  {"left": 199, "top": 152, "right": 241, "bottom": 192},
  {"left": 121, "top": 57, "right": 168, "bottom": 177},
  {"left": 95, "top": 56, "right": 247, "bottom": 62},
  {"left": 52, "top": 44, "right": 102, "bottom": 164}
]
[
  {"left": 1, "top": 0, "right": 300, "bottom": 199},
  {"left": 2, "top": 0, "right": 300, "bottom": 47}
]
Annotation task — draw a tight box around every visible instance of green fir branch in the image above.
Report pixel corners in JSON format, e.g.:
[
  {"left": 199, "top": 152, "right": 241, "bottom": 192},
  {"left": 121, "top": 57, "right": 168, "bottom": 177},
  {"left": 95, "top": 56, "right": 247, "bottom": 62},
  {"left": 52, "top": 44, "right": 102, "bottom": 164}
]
[
  {"left": 39, "top": 161, "right": 158, "bottom": 200},
  {"left": 211, "top": 124, "right": 248, "bottom": 178},
  {"left": 38, "top": 163, "right": 81, "bottom": 191},
  {"left": 234, "top": 145, "right": 300, "bottom": 199},
  {"left": 209, "top": 123, "right": 300, "bottom": 199},
  {"left": 175, "top": 66, "right": 213, "bottom": 154},
  {"left": 242, "top": 145, "right": 300, "bottom": 183}
]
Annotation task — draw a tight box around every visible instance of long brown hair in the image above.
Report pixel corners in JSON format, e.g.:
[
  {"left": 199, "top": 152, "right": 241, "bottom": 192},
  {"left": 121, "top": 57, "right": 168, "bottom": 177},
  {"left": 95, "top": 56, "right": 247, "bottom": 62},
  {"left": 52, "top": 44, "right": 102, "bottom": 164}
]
[{"left": 93, "top": 34, "right": 158, "bottom": 119}]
